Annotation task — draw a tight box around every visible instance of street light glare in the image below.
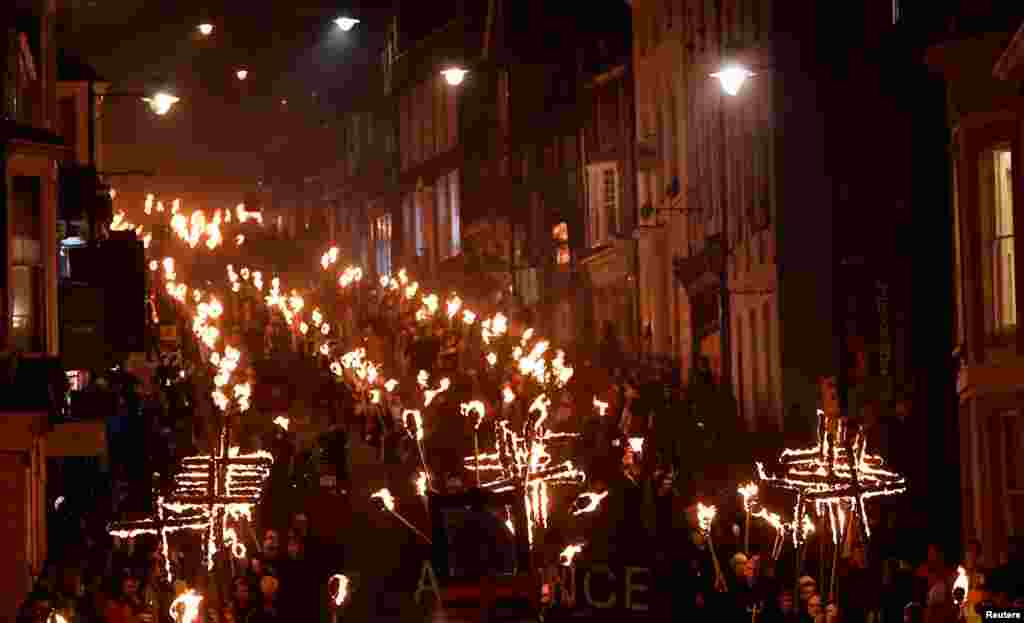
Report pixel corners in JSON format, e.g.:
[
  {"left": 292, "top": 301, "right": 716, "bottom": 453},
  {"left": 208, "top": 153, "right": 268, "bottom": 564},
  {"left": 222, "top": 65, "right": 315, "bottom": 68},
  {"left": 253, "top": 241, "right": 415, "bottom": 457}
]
[
  {"left": 711, "top": 65, "right": 755, "bottom": 96},
  {"left": 197, "top": 23, "right": 214, "bottom": 36},
  {"left": 334, "top": 17, "right": 359, "bottom": 31},
  {"left": 441, "top": 67, "right": 468, "bottom": 86},
  {"left": 236, "top": 69, "right": 248, "bottom": 81},
  {"left": 144, "top": 92, "right": 181, "bottom": 116}
]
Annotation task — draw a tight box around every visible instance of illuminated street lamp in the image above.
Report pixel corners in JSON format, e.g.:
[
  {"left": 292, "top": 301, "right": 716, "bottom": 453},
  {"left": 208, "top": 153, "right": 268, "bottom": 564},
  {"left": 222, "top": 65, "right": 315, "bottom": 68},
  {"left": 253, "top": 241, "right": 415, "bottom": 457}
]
[
  {"left": 441, "top": 67, "right": 468, "bottom": 87},
  {"left": 236, "top": 69, "right": 248, "bottom": 81},
  {"left": 334, "top": 17, "right": 359, "bottom": 32},
  {"left": 142, "top": 91, "right": 181, "bottom": 116},
  {"left": 711, "top": 64, "right": 755, "bottom": 96},
  {"left": 197, "top": 23, "right": 214, "bottom": 36}
]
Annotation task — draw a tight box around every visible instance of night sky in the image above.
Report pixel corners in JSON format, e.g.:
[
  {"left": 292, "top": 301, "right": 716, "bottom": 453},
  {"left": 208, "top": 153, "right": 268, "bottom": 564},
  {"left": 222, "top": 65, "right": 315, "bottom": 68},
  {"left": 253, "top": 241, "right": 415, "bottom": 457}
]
[{"left": 57, "top": 0, "right": 396, "bottom": 206}]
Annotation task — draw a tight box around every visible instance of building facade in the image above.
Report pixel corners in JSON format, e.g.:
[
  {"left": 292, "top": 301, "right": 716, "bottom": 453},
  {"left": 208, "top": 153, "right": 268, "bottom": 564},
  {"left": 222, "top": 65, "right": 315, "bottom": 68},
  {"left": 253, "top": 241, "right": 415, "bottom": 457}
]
[
  {"left": 578, "top": 46, "right": 638, "bottom": 360},
  {"left": 627, "top": 1, "right": 946, "bottom": 447},
  {"left": 381, "top": 1, "right": 636, "bottom": 347},
  {"left": 929, "top": 16, "right": 1024, "bottom": 563},
  {"left": 1, "top": 0, "right": 63, "bottom": 610}
]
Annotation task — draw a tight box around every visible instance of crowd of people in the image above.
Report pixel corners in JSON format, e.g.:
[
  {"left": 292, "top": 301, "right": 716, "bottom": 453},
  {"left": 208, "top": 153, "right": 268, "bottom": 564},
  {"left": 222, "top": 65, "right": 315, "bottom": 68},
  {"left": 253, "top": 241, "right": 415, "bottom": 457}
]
[
  {"left": 24, "top": 295, "right": 1024, "bottom": 623},
  {"left": 17, "top": 511, "right": 333, "bottom": 623},
  {"left": 21, "top": 377, "right": 1024, "bottom": 622}
]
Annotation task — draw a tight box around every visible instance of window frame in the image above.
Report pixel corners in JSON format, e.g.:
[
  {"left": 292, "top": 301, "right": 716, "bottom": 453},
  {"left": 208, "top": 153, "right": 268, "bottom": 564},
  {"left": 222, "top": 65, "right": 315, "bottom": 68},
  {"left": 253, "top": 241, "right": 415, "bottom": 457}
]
[
  {"left": 9, "top": 175, "right": 45, "bottom": 352},
  {"left": 956, "top": 115, "right": 1024, "bottom": 360},
  {"left": 586, "top": 162, "right": 620, "bottom": 248},
  {"left": 978, "top": 142, "right": 1018, "bottom": 337}
]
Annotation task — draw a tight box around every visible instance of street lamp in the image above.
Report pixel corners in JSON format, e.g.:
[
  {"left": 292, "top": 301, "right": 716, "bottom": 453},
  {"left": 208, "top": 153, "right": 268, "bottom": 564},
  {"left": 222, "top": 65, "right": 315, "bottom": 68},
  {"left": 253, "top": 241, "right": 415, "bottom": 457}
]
[
  {"left": 441, "top": 67, "right": 468, "bottom": 86},
  {"left": 334, "top": 17, "right": 359, "bottom": 31},
  {"left": 197, "top": 23, "right": 214, "bottom": 36},
  {"left": 236, "top": 69, "right": 248, "bottom": 81},
  {"left": 142, "top": 91, "right": 181, "bottom": 116},
  {"left": 711, "top": 64, "right": 755, "bottom": 96}
]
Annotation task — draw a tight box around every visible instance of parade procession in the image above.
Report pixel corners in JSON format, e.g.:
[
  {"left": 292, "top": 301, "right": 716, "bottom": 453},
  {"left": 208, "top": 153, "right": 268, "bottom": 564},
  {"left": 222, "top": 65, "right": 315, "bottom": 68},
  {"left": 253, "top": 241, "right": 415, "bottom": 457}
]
[{"left": 7, "top": 0, "right": 1024, "bottom": 622}]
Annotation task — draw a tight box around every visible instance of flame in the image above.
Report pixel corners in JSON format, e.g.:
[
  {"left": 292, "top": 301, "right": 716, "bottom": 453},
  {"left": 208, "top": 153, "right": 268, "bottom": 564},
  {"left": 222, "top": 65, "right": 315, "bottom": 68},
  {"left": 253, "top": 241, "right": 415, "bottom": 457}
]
[
  {"left": 529, "top": 394, "right": 551, "bottom": 431},
  {"left": 628, "top": 437, "right": 645, "bottom": 453},
  {"left": 461, "top": 400, "right": 487, "bottom": 429},
  {"left": 560, "top": 543, "right": 584, "bottom": 566},
  {"left": 502, "top": 385, "right": 516, "bottom": 404},
  {"left": 593, "top": 398, "right": 609, "bottom": 416},
  {"left": 384, "top": 379, "right": 399, "bottom": 392},
  {"left": 953, "top": 566, "right": 969, "bottom": 601},
  {"left": 739, "top": 482, "right": 759, "bottom": 512},
  {"left": 224, "top": 527, "right": 246, "bottom": 558},
  {"left": 423, "top": 377, "right": 451, "bottom": 407},
  {"left": 753, "top": 507, "right": 785, "bottom": 532},
  {"left": 446, "top": 295, "right": 462, "bottom": 318},
  {"left": 169, "top": 590, "right": 203, "bottom": 623},
  {"left": 414, "top": 471, "right": 428, "bottom": 498},
  {"left": 273, "top": 416, "right": 289, "bottom": 431},
  {"left": 329, "top": 573, "right": 350, "bottom": 607},
  {"left": 371, "top": 488, "right": 395, "bottom": 512},
  {"left": 573, "top": 491, "right": 609, "bottom": 515},
  {"left": 697, "top": 502, "right": 717, "bottom": 533},
  {"left": 462, "top": 309, "right": 477, "bottom": 325},
  {"left": 404, "top": 410, "right": 423, "bottom": 441}
]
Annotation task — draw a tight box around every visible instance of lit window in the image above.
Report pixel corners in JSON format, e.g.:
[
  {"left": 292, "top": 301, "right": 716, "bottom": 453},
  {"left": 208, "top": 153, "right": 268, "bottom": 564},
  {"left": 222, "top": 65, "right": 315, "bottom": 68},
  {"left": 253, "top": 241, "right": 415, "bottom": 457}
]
[
  {"left": 553, "top": 222, "right": 570, "bottom": 265},
  {"left": 374, "top": 213, "right": 392, "bottom": 276},
  {"left": 414, "top": 195, "right": 424, "bottom": 257},
  {"left": 985, "top": 147, "right": 1016, "bottom": 332},
  {"left": 449, "top": 169, "right": 461, "bottom": 254},
  {"left": 11, "top": 176, "right": 44, "bottom": 352},
  {"left": 437, "top": 176, "right": 449, "bottom": 259},
  {"left": 586, "top": 163, "right": 619, "bottom": 247}
]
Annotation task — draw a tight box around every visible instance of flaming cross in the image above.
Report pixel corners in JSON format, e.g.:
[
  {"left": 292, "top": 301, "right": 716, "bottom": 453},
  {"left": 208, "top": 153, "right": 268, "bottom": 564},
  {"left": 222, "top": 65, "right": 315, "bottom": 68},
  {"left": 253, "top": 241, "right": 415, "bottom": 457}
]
[
  {"left": 756, "top": 409, "right": 905, "bottom": 542},
  {"left": 108, "top": 476, "right": 210, "bottom": 583},
  {"left": 464, "top": 392, "right": 584, "bottom": 547},
  {"left": 162, "top": 426, "right": 273, "bottom": 569}
]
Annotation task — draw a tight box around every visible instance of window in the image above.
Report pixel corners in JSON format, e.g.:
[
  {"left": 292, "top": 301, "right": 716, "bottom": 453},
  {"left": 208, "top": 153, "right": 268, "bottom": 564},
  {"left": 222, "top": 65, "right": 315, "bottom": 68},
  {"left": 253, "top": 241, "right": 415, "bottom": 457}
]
[
  {"left": 448, "top": 169, "right": 461, "bottom": 254},
  {"left": 552, "top": 222, "right": 569, "bottom": 265},
  {"left": 414, "top": 192, "right": 425, "bottom": 257},
  {"left": 436, "top": 175, "right": 449, "bottom": 259},
  {"left": 892, "top": 0, "right": 901, "bottom": 25},
  {"left": 586, "top": 163, "right": 620, "bottom": 247},
  {"left": 983, "top": 147, "right": 1016, "bottom": 333},
  {"left": 11, "top": 176, "right": 44, "bottom": 352},
  {"left": 374, "top": 214, "right": 392, "bottom": 276}
]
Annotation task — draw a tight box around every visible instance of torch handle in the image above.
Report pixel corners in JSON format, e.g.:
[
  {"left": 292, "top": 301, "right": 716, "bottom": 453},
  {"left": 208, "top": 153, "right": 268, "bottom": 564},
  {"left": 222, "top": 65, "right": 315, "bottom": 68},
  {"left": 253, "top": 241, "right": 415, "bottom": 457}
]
[
  {"left": 416, "top": 440, "right": 431, "bottom": 487},
  {"left": 744, "top": 512, "right": 751, "bottom": 555},
  {"left": 392, "top": 510, "right": 433, "bottom": 545},
  {"left": 707, "top": 533, "right": 727, "bottom": 592}
]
